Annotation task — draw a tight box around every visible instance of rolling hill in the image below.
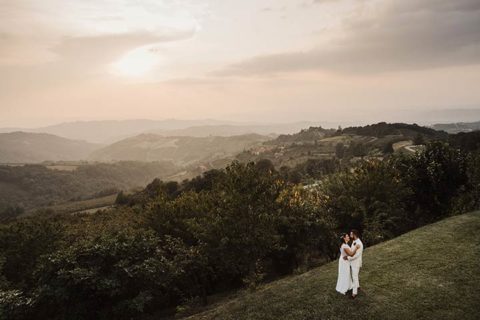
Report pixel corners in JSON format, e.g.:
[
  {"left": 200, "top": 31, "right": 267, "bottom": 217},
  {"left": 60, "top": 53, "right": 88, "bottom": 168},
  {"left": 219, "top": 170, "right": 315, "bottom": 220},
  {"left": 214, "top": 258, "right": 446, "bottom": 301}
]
[
  {"left": 432, "top": 121, "right": 480, "bottom": 134},
  {"left": 186, "top": 211, "right": 480, "bottom": 320},
  {"left": 0, "top": 132, "right": 100, "bottom": 163},
  {"left": 89, "top": 133, "right": 270, "bottom": 165},
  {"left": 148, "top": 123, "right": 330, "bottom": 138},
  {"left": 235, "top": 122, "right": 453, "bottom": 168},
  {"left": 0, "top": 161, "right": 180, "bottom": 220},
  {"left": 29, "top": 119, "right": 235, "bottom": 143},
  {"left": 340, "top": 122, "right": 447, "bottom": 139},
  {"left": 0, "top": 120, "right": 330, "bottom": 143}
]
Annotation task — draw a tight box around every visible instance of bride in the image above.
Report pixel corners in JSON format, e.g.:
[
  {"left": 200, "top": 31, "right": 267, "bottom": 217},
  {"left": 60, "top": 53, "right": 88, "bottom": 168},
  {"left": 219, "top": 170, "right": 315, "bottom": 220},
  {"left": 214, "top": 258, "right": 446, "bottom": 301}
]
[{"left": 335, "top": 233, "right": 358, "bottom": 295}]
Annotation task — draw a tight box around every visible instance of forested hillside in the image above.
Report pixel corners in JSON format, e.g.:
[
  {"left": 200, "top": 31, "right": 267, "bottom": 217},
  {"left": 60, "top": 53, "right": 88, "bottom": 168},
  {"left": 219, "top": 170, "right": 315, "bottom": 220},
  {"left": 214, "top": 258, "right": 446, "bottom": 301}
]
[
  {"left": 1, "top": 141, "right": 478, "bottom": 319},
  {"left": 89, "top": 133, "right": 270, "bottom": 164},
  {"left": 0, "top": 161, "right": 179, "bottom": 220},
  {"left": 236, "top": 122, "right": 449, "bottom": 171},
  {"left": 339, "top": 122, "right": 447, "bottom": 139}
]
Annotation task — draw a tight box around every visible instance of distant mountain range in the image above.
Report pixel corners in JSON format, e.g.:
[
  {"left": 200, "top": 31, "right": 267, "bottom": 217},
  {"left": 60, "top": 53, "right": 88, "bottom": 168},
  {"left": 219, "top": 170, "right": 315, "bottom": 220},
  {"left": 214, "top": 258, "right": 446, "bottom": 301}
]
[
  {"left": 147, "top": 123, "right": 325, "bottom": 138},
  {"left": 0, "top": 119, "right": 329, "bottom": 144},
  {"left": 1, "top": 121, "right": 478, "bottom": 165},
  {"left": 0, "top": 132, "right": 99, "bottom": 163},
  {"left": 3, "top": 115, "right": 480, "bottom": 143},
  {"left": 0, "top": 131, "right": 271, "bottom": 164}
]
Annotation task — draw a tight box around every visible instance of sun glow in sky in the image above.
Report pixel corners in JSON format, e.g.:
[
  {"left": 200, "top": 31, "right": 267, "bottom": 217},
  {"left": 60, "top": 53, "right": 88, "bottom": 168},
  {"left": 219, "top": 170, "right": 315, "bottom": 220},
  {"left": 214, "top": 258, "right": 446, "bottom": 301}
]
[
  {"left": 111, "top": 46, "right": 161, "bottom": 77},
  {"left": 1, "top": 0, "right": 480, "bottom": 127}
]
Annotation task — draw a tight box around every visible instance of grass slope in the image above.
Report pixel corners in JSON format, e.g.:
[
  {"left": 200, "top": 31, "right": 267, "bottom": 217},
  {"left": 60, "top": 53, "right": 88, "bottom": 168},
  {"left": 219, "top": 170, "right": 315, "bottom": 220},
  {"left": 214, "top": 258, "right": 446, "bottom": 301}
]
[{"left": 187, "top": 211, "right": 480, "bottom": 320}]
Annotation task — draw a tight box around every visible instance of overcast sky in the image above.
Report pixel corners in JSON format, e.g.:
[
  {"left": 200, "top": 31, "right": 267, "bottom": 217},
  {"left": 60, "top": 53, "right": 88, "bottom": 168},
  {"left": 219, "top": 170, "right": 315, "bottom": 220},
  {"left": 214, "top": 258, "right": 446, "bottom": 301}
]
[{"left": 1, "top": 0, "right": 480, "bottom": 127}]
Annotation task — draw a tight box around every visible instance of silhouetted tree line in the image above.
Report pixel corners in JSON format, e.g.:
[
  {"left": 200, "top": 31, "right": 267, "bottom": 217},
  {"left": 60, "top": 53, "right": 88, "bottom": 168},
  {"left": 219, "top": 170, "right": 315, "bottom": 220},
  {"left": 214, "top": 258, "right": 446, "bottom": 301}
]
[
  {"left": 339, "top": 122, "right": 447, "bottom": 139},
  {"left": 449, "top": 131, "right": 480, "bottom": 152},
  {"left": 1, "top": 141, "right": 479, "bottom": 319}
]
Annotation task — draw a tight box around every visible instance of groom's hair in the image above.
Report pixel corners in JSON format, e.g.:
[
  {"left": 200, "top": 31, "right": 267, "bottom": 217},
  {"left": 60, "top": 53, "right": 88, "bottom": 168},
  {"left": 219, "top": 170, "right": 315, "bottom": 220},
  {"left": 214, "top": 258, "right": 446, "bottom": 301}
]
[{"left": 351, "top": 229, "right": 360, "bottom": 238}]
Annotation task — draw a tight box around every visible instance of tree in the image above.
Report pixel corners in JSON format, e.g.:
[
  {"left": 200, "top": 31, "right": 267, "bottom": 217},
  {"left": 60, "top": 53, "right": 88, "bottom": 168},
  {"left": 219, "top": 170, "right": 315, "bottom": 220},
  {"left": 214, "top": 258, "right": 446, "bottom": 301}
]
[
  {"left": 115, "top": 191, "right": 129, "bottom": 205},
  {"left": 319, "top": 159, "right": 413, "bottom": 244},
  {"left": 0, "top": 218, "right": 64, "bottom": 286},
  {"left": 34, "top": 229, "right": 178, "bottom": 319},
  {"left": 200, "top": 161, "right": 284, "bottom": 283},
  {"left": 413, "top": 133, "right": 425, "bottom": 145},
  {"left": 274, "top": 185, "right": 336, "bottom": 270},
  {"left": 255, "top": 159, "right": 275, "bottom": 173},
  {"left": 348, "top": 142, "right": 367, "bottom": 157},
  {"left": 383, "top": 142, "right": 394, "bottom": 154},
  {"left": 335, "top": 143, "right": 345, "bottom": 159},
  {"left": 394, "top": 141, "right": 469, "bottom": 224}
]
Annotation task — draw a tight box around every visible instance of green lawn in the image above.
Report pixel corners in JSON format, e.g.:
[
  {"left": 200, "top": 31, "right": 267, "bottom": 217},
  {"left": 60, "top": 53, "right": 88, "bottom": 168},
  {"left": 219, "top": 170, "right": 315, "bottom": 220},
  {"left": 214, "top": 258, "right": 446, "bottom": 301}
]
[{"left": 185, "top": 211, "right": 480, "bottom": 320}]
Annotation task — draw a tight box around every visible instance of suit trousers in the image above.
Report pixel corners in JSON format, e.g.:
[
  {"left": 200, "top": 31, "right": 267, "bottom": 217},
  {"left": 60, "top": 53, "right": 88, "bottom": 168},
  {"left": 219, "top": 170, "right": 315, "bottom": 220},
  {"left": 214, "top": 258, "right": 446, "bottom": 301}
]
[{"left": 351, "top": 266, "right": 360, "bottom": 295}]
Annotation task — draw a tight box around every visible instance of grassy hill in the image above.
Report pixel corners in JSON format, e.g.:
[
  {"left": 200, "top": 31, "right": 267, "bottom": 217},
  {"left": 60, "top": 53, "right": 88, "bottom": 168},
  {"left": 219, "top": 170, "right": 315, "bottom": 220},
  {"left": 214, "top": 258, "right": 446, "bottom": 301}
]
[
  {"left": 0, "top": 132, "right": 100, "bottom": 163},
  {"left": 186, "top": 211, "right": 480, "bottom": 320}
]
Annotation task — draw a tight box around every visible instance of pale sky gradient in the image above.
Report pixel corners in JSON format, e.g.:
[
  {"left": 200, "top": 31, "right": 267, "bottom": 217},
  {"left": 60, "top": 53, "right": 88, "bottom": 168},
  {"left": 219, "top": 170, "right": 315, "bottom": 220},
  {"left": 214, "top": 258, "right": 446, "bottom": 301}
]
[{"left": 1, "top": 0, "right": 480, "bottom": 127}]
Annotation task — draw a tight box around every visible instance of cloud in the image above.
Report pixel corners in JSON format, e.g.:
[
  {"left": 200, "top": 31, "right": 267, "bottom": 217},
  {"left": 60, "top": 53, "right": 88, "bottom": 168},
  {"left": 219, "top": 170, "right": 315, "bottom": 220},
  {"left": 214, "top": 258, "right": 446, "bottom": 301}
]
[
  {"left": 300, "top": 0, "right": 345, "bottom": 8},
  {"left": 218, "top": 0, "right": 480, "bottom": 76},
  {"left": 0, "top": 0, "right": 202, "bottom": 66},
  {"left": 0, "top": 30, "right": 196, "bottom": 97},
  {"left": 51, "top": 31, "right": 194, "bottom": 64},
  {"left": 0, "top": 0, "right": 201, "bottom": 91}
]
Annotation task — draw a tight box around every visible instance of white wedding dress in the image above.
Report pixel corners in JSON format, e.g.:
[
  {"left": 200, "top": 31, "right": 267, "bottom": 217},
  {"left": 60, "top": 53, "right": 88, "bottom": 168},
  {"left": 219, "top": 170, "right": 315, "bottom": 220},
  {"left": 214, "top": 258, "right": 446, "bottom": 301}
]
[{"left": 335, "top": 243, "right": 352, "bottom": 294}]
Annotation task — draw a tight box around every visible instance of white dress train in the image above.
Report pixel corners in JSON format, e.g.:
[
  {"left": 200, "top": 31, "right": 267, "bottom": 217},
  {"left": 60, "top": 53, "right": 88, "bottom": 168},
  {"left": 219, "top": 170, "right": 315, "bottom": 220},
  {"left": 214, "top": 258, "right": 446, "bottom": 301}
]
[{"left": 335, "top": 243, "right": 352, "bottom": 294}]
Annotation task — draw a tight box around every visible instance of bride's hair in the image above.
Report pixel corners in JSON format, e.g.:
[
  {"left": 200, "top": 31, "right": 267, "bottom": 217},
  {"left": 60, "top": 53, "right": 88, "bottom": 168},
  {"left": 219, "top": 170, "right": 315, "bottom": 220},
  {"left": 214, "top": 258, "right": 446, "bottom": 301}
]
[{"left": 339, "top": 233, "right": 348, "bottom": 245}]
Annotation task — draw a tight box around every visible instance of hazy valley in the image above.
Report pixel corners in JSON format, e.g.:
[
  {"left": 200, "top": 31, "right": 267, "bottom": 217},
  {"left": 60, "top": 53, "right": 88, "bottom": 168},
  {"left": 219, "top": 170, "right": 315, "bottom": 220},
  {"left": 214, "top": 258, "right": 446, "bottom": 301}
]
[{"left": 1, "top": 121, "right": 478, "bottom": 221}]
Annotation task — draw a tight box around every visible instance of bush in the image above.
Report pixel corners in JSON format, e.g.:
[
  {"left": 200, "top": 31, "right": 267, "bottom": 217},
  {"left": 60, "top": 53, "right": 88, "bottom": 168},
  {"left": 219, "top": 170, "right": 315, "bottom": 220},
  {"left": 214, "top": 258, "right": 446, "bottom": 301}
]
[{"left": 32, "top": 229, "right": 179, "bottom": 319}]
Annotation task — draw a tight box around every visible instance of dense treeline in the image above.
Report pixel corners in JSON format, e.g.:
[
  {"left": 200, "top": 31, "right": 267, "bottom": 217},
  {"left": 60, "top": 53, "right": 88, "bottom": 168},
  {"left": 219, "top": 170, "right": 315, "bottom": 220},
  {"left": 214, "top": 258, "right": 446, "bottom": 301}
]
[
  {"left": 449, "top": 131, "right": 480, "bottom": 152},
  {"left": 0, "top": 161, "right": 179, "bottom": 220},
  {"left": 273, "top": 127, "right": 335, "bottom": 144},
  {"left": 1, "top": 142, "right": 479, "bottom": 319},
  {"left": 339, "top": 122, "right": 447, "bottom": 139},
  {"left": 278, "top": 158, "right": 341, "bottom": 183}
]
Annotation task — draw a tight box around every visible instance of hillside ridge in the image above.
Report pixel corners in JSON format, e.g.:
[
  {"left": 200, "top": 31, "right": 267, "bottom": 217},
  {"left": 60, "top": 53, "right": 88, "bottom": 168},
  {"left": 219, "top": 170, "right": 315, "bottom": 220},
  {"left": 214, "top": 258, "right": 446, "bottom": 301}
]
[
  {"left": 185, "top": 211, "right": 480, "bottom": 320},
  {"left": 0, "top": 131, "right": 100, "bottom": 163}
]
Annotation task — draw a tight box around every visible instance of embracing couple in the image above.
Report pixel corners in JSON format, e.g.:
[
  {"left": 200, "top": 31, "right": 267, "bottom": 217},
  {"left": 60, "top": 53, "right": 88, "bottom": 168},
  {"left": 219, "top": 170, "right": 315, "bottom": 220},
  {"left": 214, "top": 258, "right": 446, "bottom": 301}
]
[{"left": 335, "top": 229, "right": 363, "bottom": 299}]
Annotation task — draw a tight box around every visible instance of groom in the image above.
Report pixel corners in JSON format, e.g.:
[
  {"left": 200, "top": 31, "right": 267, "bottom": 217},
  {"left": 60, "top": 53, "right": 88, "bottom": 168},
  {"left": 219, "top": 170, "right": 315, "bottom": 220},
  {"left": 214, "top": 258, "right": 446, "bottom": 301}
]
[{"left": 343, "top": 229, "right": 363, "bottom": 298}]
